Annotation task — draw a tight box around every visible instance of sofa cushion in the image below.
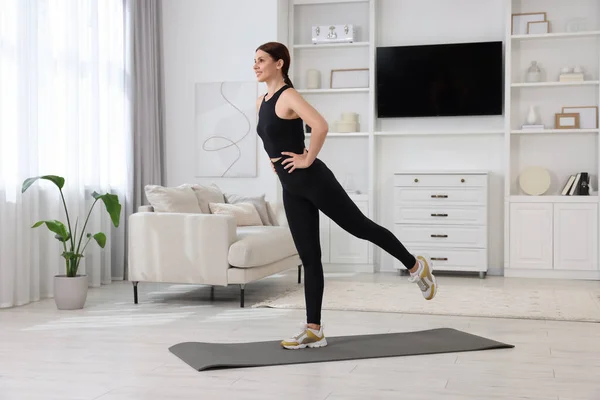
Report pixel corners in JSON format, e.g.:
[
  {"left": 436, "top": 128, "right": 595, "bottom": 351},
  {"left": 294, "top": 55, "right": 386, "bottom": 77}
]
[
  {"left": 144, "top": 185, "right": 202, "bottom": 213},
  {"left": 228, "top": 226, "right": 298, "bottom": 268},
  {"left": 185, "top": 183, "right": 224, "bottom": 214},
  {"left": 225, "top": 193, "right": 272, "bottom": 226},
  {"left": 209, "top": 202, "right": 263, "bottom": 226}
]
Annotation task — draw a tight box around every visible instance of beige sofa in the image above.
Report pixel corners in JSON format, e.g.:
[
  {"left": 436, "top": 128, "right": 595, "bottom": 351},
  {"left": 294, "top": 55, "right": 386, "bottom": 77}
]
[{"left": 127, "top": 184, "right": 301, "bottom": 307}]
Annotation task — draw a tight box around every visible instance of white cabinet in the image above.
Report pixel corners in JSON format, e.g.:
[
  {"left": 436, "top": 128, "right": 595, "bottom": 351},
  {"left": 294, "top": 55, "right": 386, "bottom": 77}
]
[
  {"left": 319, "top": 194, "right": 370, "bottom": 265},
  {"left": 509, "top": 203, "right": 553, "bottom": 270},
  {"left": 392, "top": 171, "right": 489, "bottom": 278},
  {"left": 509, "top": 202, "right": 598, "bottom": 274},
  {"left": 554, "top": 203, "right": 598, "bottom": 271}
]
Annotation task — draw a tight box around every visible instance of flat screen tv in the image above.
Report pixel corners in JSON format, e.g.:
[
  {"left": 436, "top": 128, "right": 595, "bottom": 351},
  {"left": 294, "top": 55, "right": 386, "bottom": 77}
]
[{"left": 376, "top": 41, "right": 503, "bottom": 118}]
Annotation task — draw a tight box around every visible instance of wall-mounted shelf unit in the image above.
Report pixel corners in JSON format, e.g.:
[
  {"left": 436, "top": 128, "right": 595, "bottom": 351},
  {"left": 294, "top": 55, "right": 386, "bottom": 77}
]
[
  {"left": 504, "top": 0, "right": 600, "bottom": 280},
  {"left": 282, "top": 0, "right": 600, "bottom": 279},
  {"left": 288, "top": 0, "right": 375, "bottom": 269}
]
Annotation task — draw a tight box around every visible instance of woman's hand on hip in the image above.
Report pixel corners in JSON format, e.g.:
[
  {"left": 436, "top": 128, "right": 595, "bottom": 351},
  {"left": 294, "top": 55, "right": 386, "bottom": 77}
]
[{"left": 281, "top": 149, "right": 313, "bottom": 173}]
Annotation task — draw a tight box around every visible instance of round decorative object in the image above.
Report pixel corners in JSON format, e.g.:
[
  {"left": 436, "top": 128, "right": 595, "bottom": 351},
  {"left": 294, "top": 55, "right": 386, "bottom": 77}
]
[{"left": 519, "top": 166, "right": 551, "bottom": 195}]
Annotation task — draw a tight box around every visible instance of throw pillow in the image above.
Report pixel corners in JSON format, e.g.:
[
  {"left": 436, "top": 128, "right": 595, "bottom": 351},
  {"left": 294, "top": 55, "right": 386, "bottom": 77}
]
[
  {"left": 144, "top": 185, "right": 202, "bottom": 213},
  {"left": 224, "top": 193, "right": 272, "bottom": 226},
  {"left": 208, "top": 202, "right": 263, "bottom": 226},
  {"left": 185, "top": 183, "right": 224, "bottom": 214},
  {"left": 265, "top": 201, "right": 280, "bottom": 226}
]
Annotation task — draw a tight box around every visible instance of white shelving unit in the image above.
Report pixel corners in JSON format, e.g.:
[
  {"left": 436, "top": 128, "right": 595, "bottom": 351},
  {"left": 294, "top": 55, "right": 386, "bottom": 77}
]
[
  {"left": 504, "top": 0, "right": 600, "bottom": 279},
  {"left": 293, "top": 41, "right": 370, "bottom": 49},
  {"left": 284, "top": 0, "right": 600, "bottom": 279},
  {"left": 374, "top": 130, "right": 505, "bottom": 136},
  {"left": 512, "top": 30, "right": 600, "bottom": 40},
  {"left": 288, "top": 0, "right": 376, "bottom": 270},
  {"left": 511, "top": 81, "right": 599, "bottom": 87},
  {"left": 511, "top": 128, "right": 600, "bottom": 135}
]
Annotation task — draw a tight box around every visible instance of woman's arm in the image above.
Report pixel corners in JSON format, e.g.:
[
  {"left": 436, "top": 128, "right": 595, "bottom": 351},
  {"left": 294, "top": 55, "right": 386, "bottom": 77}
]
[{"left": 281, "top": 89, "right": 328, "bottom": 165}]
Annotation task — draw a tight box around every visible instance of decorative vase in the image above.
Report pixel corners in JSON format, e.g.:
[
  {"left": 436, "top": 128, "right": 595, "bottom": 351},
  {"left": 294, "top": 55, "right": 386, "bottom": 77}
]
[
  {"left": 526, "top": 105, "right": 537, "bottom": 125},
  {"left": 306, "top": 69, "right": 321, "bottom": 89},
  {"left": 54, "top": 275, "right": 88, "bottom": 310},
  {"left": 526, "top": 61, "right": 541, "bottom": 82}
]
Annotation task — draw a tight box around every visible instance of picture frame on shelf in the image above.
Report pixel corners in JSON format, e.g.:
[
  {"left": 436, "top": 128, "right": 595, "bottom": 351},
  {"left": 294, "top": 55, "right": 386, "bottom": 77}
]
[
  {"left": 562, "top": 106, "right": 598, "bottom": 129},
  {"left": 330, "top": 68, "right": 369, "bottom": 89},
  {"left": 527, "top": 20, "right": 550, "bottom": 34},
  {"left": 554, "top": 112, "right": 580, "bottom": 129},
  {"left": 511, "top": 12, "right": 546, "bottom": 35}
]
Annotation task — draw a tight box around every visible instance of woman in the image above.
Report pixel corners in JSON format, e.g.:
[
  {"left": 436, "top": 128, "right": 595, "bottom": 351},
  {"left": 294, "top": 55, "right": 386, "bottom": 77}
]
[{"left": 254, "top": 42, "right": 437, "bottom": 350}]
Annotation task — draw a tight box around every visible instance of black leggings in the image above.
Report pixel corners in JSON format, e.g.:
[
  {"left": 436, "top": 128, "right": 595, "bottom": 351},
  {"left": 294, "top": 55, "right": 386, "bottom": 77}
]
[{"left": 273, "top": 156, "right": 416, "bottom": 325}]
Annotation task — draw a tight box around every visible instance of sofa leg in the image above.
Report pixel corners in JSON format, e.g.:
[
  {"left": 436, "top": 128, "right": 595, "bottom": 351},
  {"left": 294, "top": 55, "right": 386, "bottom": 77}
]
[
  {"left": 132, "top": 281, "right": 139, "bottom": 304},
  {"left": 298, "top": 264, "right": 302, "bottom": 284},
  {"left": 240, "top": 284, "right": 246, "bottom": 308},
  {"left": 210, "top": 286, "right": 215, "bottom": 301}
]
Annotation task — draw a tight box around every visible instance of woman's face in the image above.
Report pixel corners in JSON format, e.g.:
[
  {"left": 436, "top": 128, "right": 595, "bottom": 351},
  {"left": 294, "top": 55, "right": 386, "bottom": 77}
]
[{"left": 253, "top": 50, "right": 281, "bottom": 83}]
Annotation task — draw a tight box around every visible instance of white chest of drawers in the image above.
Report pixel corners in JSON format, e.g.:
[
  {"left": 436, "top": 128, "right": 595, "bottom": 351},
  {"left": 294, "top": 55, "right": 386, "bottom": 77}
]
[{"left": 393, "top": 171, "right": 489, "bottom": 278}]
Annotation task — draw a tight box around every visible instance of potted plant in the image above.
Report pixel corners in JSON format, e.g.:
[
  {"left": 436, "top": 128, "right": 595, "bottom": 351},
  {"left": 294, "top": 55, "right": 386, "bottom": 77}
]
[{"left": 22, "top": 175, "right": 121, "bottom": 310}]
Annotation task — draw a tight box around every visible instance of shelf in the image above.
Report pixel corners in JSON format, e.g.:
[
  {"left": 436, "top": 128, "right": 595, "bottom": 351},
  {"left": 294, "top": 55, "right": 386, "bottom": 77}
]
[
  {"left": 297, "top": 88, "right": 369, "bottom": 94},
  {"left": 375, "top": 131, "right": 504, "bottom": 136},
  {"left": 306, "top": 132, "right": 369, "bottom": 137},
  {"left": 511, "top": 129, "right": 599, "bottom": 135},
  {"left": 511, "top": 81, "right": 600, "bottom": 88},
  {"left": 511, "top": 30, "right": 600, "bottom": 40},
  {"left": 293, "top": 0, "right": 368, "bottom": 4},
  {"left": 509, "top": 195, "right": 599, "bottom": 203},
  {"left": 293, "top": 42, "right": 369, "bottom": 49}
]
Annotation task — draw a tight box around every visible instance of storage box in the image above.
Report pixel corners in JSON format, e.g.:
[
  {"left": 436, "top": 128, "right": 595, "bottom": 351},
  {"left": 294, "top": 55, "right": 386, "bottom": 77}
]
[{"left": 311, "top": 24, "right": 354, "bottom": 44}]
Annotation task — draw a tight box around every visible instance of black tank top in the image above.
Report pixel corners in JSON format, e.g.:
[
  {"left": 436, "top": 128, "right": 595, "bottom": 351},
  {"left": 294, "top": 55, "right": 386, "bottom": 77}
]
[{"left": 256, "top": 85, "right": 306, "bottom": 158}]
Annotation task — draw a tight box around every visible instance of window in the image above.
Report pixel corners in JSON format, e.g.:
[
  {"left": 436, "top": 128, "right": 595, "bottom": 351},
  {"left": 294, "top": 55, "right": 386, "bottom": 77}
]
[{"left": 0, "top": 0, "right": 128, "bottom": 202}]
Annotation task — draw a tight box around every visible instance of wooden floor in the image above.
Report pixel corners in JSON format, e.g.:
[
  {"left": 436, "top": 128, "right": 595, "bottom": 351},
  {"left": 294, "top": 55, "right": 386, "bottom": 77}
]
[{"left": 1, "top": 270, "right": 600, "bottom": 400}]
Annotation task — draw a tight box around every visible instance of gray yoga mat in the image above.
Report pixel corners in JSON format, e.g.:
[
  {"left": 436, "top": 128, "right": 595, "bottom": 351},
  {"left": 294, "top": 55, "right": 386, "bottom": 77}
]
[{"left": 169, "top": 328, "right": 514, "bottom": 371}]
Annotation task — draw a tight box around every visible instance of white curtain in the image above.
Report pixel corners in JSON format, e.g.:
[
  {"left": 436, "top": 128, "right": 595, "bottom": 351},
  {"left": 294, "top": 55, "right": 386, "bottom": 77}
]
[{"left": 0, "top": 0, "right": 131, "bottom": 308}]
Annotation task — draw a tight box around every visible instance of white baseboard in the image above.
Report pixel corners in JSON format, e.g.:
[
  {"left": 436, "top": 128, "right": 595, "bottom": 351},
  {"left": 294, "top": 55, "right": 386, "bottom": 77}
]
[
  {"left": 505, "top": 268, "right": 600, "bottom": 280},
  {"left": 323, "top": 263, "right": 375, "bottom": 273}
]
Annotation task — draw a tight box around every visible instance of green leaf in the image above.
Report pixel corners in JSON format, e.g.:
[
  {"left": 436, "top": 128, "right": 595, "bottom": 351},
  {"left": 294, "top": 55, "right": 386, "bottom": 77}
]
[
  {"left": 61, "top": 251, "right": 82, "bottom": 260},
  {"left": 91, "top": 192, "right": 122, "bottom": 227},
  {"left": 55, "top": 233, "right": 71, "bottom": 242},
  {"left": 31, "top": 220, "right": 70, "bottom": 242},
  {"left": 22, "top": 175, "right": 65, "bottom": 193},
  {"left": 88, "top": 232, "right": 106, "bottom": 248}
]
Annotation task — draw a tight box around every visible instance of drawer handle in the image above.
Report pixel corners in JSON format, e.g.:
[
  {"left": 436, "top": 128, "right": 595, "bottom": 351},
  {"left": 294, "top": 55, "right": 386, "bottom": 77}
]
[
  {"left": 431, "top": 194, "right": 448, "bottom": 198},
  {"left": 431, "top": 257, "right": 448, "bottom": 261},
  {"left": 414, "top": 178, "right": 419, "bottom": 183},
  {"left": 431, "top": 213, "right": 448, "bottom": 217},
  {"left": 461, "top": 178, "right": 465, "bottom": 183},
  {"left": 431, "top": 234, "right": 448, "bottom": 238}
]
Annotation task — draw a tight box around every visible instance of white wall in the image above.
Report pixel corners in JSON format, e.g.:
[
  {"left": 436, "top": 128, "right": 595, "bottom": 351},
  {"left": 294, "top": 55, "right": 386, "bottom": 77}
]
[
  {"left": 161, "top": 0, "right": 287, "bottom": 202},
  {"left": 373, "top": 0, "right": 507, "bottom": 274},
  {"left": 161, "top": 0, "right": 508, "bottom": 275}
]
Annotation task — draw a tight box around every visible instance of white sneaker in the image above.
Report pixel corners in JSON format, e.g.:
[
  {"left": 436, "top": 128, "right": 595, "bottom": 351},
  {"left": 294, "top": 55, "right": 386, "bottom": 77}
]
[
  {"left": 281, "top": 323, "right": 328, "bottom": 350},
  {"left": 408, "top": 255, "right": 438, "bottom": 300}
]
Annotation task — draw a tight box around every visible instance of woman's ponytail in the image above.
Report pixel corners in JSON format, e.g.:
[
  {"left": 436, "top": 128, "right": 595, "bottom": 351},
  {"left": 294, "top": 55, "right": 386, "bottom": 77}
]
[{"left": 283, "top": 72, "right": 294, "bottom": 88}]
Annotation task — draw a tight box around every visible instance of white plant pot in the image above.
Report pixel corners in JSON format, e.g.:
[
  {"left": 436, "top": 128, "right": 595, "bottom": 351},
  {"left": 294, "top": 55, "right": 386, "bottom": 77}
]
[{"left": 54, "top": 275, "right": 88, "bottom": 310}]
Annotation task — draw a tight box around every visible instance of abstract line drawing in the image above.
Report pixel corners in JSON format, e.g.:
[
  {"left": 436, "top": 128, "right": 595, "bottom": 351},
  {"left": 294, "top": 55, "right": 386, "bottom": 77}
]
[{"left": 195, "top": 81, "right": 258, "bottom": 177}]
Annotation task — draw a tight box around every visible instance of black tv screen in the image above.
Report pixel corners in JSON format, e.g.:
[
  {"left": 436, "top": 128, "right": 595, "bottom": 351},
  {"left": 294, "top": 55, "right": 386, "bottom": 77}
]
[{"left": 376, "top": 41, "right": 503, "bottom": 118}]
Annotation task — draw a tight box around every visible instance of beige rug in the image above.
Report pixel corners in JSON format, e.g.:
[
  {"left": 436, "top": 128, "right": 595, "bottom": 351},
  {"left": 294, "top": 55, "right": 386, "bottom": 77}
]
[{"left": 253, "top": 281, "right": 600, "bottom": 322}]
